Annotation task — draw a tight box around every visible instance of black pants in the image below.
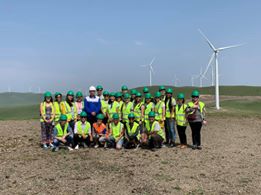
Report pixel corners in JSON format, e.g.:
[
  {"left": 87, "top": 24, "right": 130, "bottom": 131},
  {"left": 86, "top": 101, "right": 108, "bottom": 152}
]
[
  {"left": 74, "top": 134, "right": 91, "bottom": 147},
  {"left": 124, "top": 136, "right": 139, "bottom": 149},
  {"left": 87, "top": 115, "right": 97, "bottom": 127},
  {"left": 177, "top": 125, "right": 187, "bottom": 145},
  {"left": 69, "top": 120, "right": 75, "bottom": 133},
  {"left": 189, "top": 122, "right": 202, "bottom": 146},
  {"left": 149, "top": 134, "right": 164, "bottom": 148}
]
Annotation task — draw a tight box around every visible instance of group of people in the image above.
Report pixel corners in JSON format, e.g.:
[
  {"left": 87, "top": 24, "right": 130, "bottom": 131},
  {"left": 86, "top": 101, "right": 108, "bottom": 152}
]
[{"left": 40, "top": 85, "right": 207, "bottom": 152}]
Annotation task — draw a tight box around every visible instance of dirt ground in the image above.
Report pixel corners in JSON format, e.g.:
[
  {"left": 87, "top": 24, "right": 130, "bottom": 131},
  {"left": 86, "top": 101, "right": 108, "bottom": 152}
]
[{"left": 0, "top": 116, "right": 261, "bottom": 195}]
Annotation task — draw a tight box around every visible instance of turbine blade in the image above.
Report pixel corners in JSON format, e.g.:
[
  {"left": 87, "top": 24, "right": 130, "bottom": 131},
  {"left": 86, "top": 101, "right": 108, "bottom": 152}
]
[
  {"left": 198, "top": 29, "right": 216, "bottom": 51},
  {"left": 218, "top": 44, "right": 244, "bottom": 51},
  {"left": 202, "top": 53, "right": 215, "bottom": 77},
  {"left": 150, "top": 57, "right": 155, "bottom": 66}
]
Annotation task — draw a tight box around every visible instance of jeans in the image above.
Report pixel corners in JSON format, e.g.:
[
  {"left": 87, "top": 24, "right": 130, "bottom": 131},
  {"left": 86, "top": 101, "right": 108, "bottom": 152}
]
[
  {"left": 53, "top": 135, "right": 74, "bottom": 147},
  {"left": 105, "top": 136, "right": 124, "bottom": 149},
  {"left": 164, "top": 118, "right": 176, "bottom": 143}
]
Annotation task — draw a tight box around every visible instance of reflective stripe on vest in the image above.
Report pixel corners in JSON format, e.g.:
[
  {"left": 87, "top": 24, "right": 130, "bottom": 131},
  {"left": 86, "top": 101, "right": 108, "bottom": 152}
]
[
  {"left": 53, "top": 102, "right": 61, "bottom": 122},
  {"left": 175, "top": 104, "right": 188, "bottom": 126},
  {"left": 155, "top": 101, "right": 164, "bottom": 121},
  {"left": 145, "top": 121, "right": 165, "bottom": 139},
  {"left": 64, "top": 101, "right": 77, "bottom": 121},
  {"left": 126, "top": 122, "right": 140, "bottom": 137},
  {"left": 144, "top": 102, "right": 154, "bottom": 121},
  {"left": 187, "top": 101, "right": 205, "bottom": 114},
  {"left": 56, "top": 123, "right": 69, "bottom": 137},
  {"left": 108, "top": 101, "right": 119, "bottom": 118},
  {"left": 122, "top": 102, "right": 133, "bottom": 122},
  {"left": 76, "top": 121, "right": 91, "bottom": 135},
  {"left": 40, "top": 102, "right": 54, "bottom": 122},
  {"left": 101, "top": 100, "right": 109, "bottom": 114},
  {"left": 134, "top": 102, "right": 143, "bottom": 119},
  {"left": 110, "top": 122, "right": 123, "bottom": 139}
]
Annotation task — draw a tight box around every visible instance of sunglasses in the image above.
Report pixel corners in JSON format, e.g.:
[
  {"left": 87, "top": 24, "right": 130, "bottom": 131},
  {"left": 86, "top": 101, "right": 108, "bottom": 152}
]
[{"left": 192, "top": 96, "right": 199, "bottom": 98}]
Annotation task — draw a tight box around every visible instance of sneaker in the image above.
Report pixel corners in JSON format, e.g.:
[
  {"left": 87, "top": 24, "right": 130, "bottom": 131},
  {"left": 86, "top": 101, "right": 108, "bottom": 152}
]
[
  {"left": 134, "top": 144, "right": 140, "bottom": 151},
  {"left": 197, "top": 146, "right": 202, "bottom": 150},
  {"left": 67, "top": 146, "right": 74, "bottom": 151},
  {"left": 192, "top": 145, "right": 197, "bottom": 150},
  {"left": 75, "top": 145, "right": 79, "bottom": 150},
  {"left": 104, "top": 143, "right": 108, "bottom": 148},
  {"left": 52, "top": 147, "right": 59, "bottom": 152},
  {"left": 43, "top": 144, "right": 48, "bottom": 150},
  {"left": 49, "top": 143, "right": 54, "bottom": 148},
  {"left": 94, "top": 144, "right": 99, "bottom": 148},
  {"left": 161, "top": 144, "right": 167, "bottom": 148}
]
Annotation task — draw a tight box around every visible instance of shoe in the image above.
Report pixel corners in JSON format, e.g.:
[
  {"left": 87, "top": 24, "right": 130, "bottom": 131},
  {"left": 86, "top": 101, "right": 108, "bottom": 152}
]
[
  {"left": 197, "top": 146, "right": 202, "bottom": 150},
  {"left": 43, "top": 144, "right": 48, "bottom": 150},
  {"left": 161, "top": 144, "right": 167, "bottom": 148},
  {"left": 94, "top": 144, "right": 99, "bottom": 148},
  {"left": 180, "top": 145, "right": 187, "bottom": 149},
  {"left": 52, "top": 147, "right": 59, "bottom": 152},
  {"left": 75, "top": 145, "right": 79, "bottom": 150},
  {"left": 169, "top": 142, "right": 176, "bottom": 148},
  {"left": 49, "top": 143, "right": 54, "bottom": 148},
  {"left": 104, "top": 143, "right": 108, "bottom": 148},
  {"left": 83, "top": 143, "right": 88, "bottom": 148},
  {"left": 192, "top": 145, "right": 197, "bottom": 150},
  {"left": 67, "top": 146, "right": 74, "bottom": 151}
]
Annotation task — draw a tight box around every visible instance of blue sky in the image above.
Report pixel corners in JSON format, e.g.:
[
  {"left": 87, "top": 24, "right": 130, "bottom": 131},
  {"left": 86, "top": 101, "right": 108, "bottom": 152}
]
[{"left": 0, "top": 0, "right": 260, "bottom": 93}]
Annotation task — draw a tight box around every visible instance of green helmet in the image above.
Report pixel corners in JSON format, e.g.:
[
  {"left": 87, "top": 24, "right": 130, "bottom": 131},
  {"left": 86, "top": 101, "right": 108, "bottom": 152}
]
[
  {"left": 44, "top": 91, "right": 52, "bottom": 98},
  {"left": 145, "top": 93, "right": 152, "bottom": 99},
  {"left": 121, "top": 85, "right": 128, "bottom": 91},
  {"left": 55, "top": 92, "right": 62, "bottom": 97},
  {"left": 159, "top": 86, "right": 165, "bottom": 91},
  {"left": 96, "top": 85, "right": 103, "bottom": 90},
  {"left": 166, "top": 88, "right": 173, "bottom": 94},
  {"left": 109, "top": 92, "right": 116, "bottom": 97},
  {"left": 191, "top": 90, "right": 200, "bottom": 97},
  {"left": 148, "top": 111, "right": 156, "bottom": 118},
  {"left": 130, "top": 89, "right": 137, "bottom": 95},
  {"left": 112, "top": 113, "right": 120, "bottom": 120},
  {"left": 177, "top": 93, "right": 185, "bottom": 99},
  {"left": 143, "top": 87, "right": 149, "bottom": 93},
  {"left": 136, "top": 92, "right": 142, "bottom": 97},
  {"left": 76, "top": 91, "right": 83, "bottom": 98},
  {"left": 103, "top": 91, "right": 109, "bottom": 96},
  {"left": 97, "top": 114, "right": 104, "bottom": 120},
  {"left": 115, "top": 92, "right": 122, "bottom": 98},
  {"left": 67, "top": 90, "right": 74, "bottom": 96},
  {"left": 154, "top": 91, "right": 161, "bottom": 98},
  {"left": 128, "top": 113, "right": 135, "bottom": 119},
  {"left": 124, "top": 93, "right": 131, "bottom": 99},
  {"left": 60, "top": 114, "right": 67, "bottom": 121},
  {"left": 80, "top": 111, "right": 88, "bottom": 118}
]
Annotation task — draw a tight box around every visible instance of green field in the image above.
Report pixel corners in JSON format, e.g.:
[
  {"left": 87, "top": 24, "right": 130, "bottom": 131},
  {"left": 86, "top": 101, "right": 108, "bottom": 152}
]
[{"left": 0, "top": 86, "right": 260, "bottom": 120}]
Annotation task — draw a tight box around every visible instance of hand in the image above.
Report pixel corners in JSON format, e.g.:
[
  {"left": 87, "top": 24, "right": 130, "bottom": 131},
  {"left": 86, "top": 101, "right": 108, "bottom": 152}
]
[
  {"left": 61, "top": 138, "right": 67, "bottom": 143},
  {"left": 91, "top": 112, "right": 96, "bottom": 116},
  {"left": 203, "top": 120, "right": 207, "bottom": 126}
]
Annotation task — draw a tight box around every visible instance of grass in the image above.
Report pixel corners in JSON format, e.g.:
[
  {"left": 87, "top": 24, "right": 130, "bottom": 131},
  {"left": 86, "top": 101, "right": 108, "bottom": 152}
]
[{"left": 0, "top": 104, "right": 39, "bottom": 120}]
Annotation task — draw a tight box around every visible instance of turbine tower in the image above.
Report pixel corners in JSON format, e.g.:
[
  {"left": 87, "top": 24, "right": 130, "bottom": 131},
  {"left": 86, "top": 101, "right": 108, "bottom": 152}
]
[
  {"left": 141, "top": 57, "right": 155, "bottom": 86},
  {"left": 198, "top": 29, "right": 243, "bottom": 110}
]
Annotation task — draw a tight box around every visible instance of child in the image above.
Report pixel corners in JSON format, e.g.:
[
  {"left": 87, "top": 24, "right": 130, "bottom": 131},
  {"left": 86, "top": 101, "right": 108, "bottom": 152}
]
[
  {"left": 40, "top": 91, "right": 55, "bottom": 149},
  {"left": 93, "top": 114, "right": 107, "bottom": 148}
]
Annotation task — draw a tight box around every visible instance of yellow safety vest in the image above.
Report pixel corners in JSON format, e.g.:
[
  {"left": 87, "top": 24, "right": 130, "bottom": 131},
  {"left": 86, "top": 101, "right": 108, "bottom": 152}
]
[
  {"left": 134, "top": 102, "right": 143, "bottom": 120},
  {"left": 122, "top": 102, "right": 134, "bottom": 122},
  {"left": 108, "top": 101, "right": 119, "bottom": 118},
  {"left": 126, "top": 122, "right": 140, "bottom": 139},
  {"left": 175, "top": 104, "right": 188, "bottom": 126},
  {"left": 117, "top": 101, "right": 123, "bottom": 115},
  {"left": 144, "top": 102, "right": 154, "bottom": 121},
  {"left": 56, "top": 123, "right": 69, "bottom": 137},
  {"left": 101, "top": 100, "right": 109, "bottom": 114},
  {"left": 53, "top": 101, "right": 61, "bottom": 122},
  {"left": 62, "top": 101, "right": 77, "bottom": 121},
  {"left": 187, "top": 101, "right": 205, "bottom": 115},
  {"left": 76, "top": 121, "right": 91, "bottom": 135},
  {"left": 145, "top": 121, "right": 165, "bottom": 139},
  {"left": 155, "top": 101, "right": 164, "bottom": 121},
  {"left": 165, "top": 97, "right": 176, "bottom": 118},
  {"left": 40, "top": 102, "right": 54, "bottom": 122},
  {"left": 110, "top": 122, "right": 123, "bottom": 139}
]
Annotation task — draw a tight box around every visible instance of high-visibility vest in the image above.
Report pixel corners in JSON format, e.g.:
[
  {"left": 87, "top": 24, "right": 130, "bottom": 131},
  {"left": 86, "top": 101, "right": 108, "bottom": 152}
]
[
  {"left": 110, "top": 122, "right": 123, "bottom": 139},
  {"left": 76, "top": 121, "right": 91, "bottom": 135},
  {"left": 144, "top": 102, "right": 154, "bottom": 121},
  {"left": 187, "top": 101, "right": 205, "bottom": 119},
  {"left": 117, "top": 101, "right": 123, "bottom": 115},
  {"left": 165, "top": 97, "right": 176, "bottom": 118},
  {"left": 126, "top": 122, "right": 140, "bottom": 139},
  {"left": 62, "top": 101, "right": 77, "bottom": 121},
  {"left": 53, "top": 101, "right": 61, "bottom": 122},
  {"left": 122, "top": 102, "right": 134, "bottom": 122},
  {"left": 56, "top": 123, "right": 69, "bottom": 137},
  {"left": 145, "top": 121, "right": 165, "bottom": 139},
  {"left": 134, "top": 102, "right": 143, "bottom": 120},
  {"left": 75, "top": 101, "right": 84, "bottom": 115},
  {"left": 175, "top": 104, "right": 188, "bottom": 126},
  {"left": 108, "top": 101, "right": 119, "bottom": 118},
  {"left": 155, "top": 101, "right": 164, "bottom": 121},
  {"left": 40, "top": 102, "right": 54, "bottom": 122},
  {"left": 101, "top": 100, "right": 109, "bottom": 114}
]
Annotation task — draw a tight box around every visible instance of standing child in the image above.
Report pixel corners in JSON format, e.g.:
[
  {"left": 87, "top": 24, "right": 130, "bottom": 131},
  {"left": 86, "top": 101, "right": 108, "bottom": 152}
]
[
  {"left": 186, "top": 90, "right": 207, "bottom": 150},
  {"left": 175, "top": 93, "right": 188, "bottom": 149},
  {"left": 40, "top": 91, "right": 55, "bottom": 149}
]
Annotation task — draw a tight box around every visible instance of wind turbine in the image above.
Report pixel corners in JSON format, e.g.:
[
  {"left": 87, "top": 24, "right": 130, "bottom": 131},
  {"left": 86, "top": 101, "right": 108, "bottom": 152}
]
[
  {"left": 191, "top": 75, "right": 197, "bottom": 87},
  {"left": 141, "top": 57, "right": 155, "bottom": 86},
  {"left": 173, "top": 74, "right": 180, "bottom": 87},
  {"left": 198, "top": 29, "right": 243, "bottom": 110}
]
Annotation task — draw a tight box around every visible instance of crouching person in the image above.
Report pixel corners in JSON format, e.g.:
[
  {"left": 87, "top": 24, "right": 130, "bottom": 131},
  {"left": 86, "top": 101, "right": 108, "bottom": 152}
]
[
  {"left": 52, "top": 115, "right": 74, "bottom": 152},
  {"left": 105, "top": 113, "right": 124, "bottom": 149},
  {"left": 74, "top": 111, "right": 93, "bottom": 149},
  {"left": 124, "top": 113, "right": 141, "bottom": 149},
  {"left": 93, "top": 114, "right": 107, "bottom": 148},
  {"left": 141, "top": 111, "right": 165, "bottom": 150}
]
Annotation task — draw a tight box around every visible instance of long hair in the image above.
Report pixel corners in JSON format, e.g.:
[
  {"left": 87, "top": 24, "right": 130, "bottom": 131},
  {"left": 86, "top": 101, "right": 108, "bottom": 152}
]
[
  {"left": 165, "top": 95, "right": 173, "bottom": 111},
  {"left": 44, "top": 97, "right": 53, "bottom": 103},
  {"left": 66, "top": 95, "right": 74, "bottom": 107}
]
